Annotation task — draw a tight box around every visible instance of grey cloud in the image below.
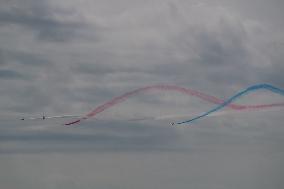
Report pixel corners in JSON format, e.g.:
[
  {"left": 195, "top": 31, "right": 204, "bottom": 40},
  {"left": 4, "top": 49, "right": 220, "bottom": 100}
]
[
  {"left": 223, "top": 0, "right": 284, "bottom": 29},
  {"left": 10, "top": 51, "right": 50, "bottom": 66},
  {"left": 0, "top": 50, "right": 5, "bottom": 65},
  {"left": 0, "top": 1, "right": 284, "bottom": 188},
  {"left": 255, "top": 64, "right": 284, "bottom": 88},
  {"left": 252, "top": 44, "right": 284, "bottom": 88},
  {"left": 0, "top": 0, "right": 282, "bottom": 115},
  {"left": 0, "top": 120, "right": 180, "bottom": 154},
  {"left": 0, "top": 0, "right": 86, "bottom": 42},
  {"left": 0, "top": 69, "right": 27, "bottom": 80},
  {"left": 0, "top": 85, "right": 53, "bottom": 113},
  {"left": 0, "top": 48, "right": 50, "bottom": 66},
  {"left": 72, "top": 62, "right": 117, "bottom": 75}
]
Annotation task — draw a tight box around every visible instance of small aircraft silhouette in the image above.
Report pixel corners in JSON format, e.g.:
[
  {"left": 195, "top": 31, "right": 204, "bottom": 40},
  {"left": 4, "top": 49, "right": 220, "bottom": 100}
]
[{"left": 20, "top": 113, "right": 80, "bottom": 121}]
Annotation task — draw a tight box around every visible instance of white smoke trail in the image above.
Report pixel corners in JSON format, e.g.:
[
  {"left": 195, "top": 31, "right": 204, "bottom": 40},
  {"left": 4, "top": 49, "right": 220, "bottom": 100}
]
[{"left": 128, "top": 106, "right": 284, "bottom": 122}]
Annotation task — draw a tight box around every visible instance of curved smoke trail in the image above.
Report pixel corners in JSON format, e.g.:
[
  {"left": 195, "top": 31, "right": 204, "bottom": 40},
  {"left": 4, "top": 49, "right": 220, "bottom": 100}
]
[
  {"left": 65, "top": 84, "right": 284, "bottom": 126},
  {"left": 177, "top": 84, "right": 284, "bottom": 125},
  {"left": 131, "top": 106, "right": 284, "bottom": 121}
]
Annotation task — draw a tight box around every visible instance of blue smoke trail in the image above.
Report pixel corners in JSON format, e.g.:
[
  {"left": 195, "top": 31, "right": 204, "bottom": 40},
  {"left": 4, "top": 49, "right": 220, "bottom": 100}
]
[{"left": 176, "top": 84, "right": 284, "bottom": 125}]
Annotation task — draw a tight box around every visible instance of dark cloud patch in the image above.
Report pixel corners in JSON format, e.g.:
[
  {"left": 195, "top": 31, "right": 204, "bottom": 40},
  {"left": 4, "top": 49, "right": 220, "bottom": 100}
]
[
  {"left": 0, "top": 69, "right": 27, "bottom": 80},
  {"left": 9, "top": 51, "right": 50, "bottom": 66},
  {"left": 73, "top": 62, "right": 117, "bottom": 75},
  {"left": 0, "top": 0, "right": 86, "bottom": 42},
  {"left": 195, "top": 29, "right": 248, "bottom": 67},
  {"left": 255, "top": 65, "right": 284, "bottom": 88},
  {"left": 165, "top": 21, "right": 253, "bottom": 88},
  {"left": 34, "top": 19, "right": 85, "bottom": 42},
  {"left": 0, "top": 50, "right": 5, "bottom": 65},
  {"left": 252, "top": 44, "right": 284, "bottom": 88},
  {"left": 0, "top": 11, "right": 84, "bottom": 42},
  {"left": 0, "top": 48, "right": 50, "bottom": 66}
]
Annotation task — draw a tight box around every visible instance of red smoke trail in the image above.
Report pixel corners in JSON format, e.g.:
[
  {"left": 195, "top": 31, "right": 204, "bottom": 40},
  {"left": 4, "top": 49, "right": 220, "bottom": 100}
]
[{"left": 65, "top": 84, "right": 284, "bottom": 125}]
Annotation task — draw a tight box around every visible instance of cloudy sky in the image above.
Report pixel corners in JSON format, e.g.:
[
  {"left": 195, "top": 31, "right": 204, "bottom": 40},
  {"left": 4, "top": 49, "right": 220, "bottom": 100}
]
[{"left": 0, "top": 0, "right": 284, "bottom": 188}]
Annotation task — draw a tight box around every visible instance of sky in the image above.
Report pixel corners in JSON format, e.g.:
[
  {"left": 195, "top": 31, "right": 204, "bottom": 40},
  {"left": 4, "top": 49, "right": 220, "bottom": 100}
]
[{"left": 0, "top": 0, "right": 284, "bottom": 188}]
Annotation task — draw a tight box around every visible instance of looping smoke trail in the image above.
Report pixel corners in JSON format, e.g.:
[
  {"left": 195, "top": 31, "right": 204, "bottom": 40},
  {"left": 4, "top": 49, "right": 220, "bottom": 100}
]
[
  {"left": 177, "top": 84, "right": 284, "bottom": 125},
  {"left": 65, "top": 84, "right": 284, "bottom": 126}
]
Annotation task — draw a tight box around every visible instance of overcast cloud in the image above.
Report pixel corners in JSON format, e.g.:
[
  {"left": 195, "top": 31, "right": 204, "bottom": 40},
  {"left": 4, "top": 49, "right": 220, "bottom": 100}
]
[{"left": 0, "top": 0, "right": 284, "bottom": 188}]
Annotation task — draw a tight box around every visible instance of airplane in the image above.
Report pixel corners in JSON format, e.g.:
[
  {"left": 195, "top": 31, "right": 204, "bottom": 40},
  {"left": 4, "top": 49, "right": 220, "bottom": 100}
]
[{"left": 20, "top": 113, "right": 80, "bottom": 121}]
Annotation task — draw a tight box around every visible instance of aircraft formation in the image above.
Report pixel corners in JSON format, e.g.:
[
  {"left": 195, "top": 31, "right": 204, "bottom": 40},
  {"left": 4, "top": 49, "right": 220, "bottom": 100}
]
[{"left": 19, "top": 84, "right": 284, "bottom": 126}]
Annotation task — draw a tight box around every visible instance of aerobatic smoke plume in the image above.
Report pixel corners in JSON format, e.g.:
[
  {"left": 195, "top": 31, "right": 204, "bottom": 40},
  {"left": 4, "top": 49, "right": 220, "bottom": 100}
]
[
  {"left": 65, "top": 84, "right": 284, "bottom": 126},
  {"left": 177, "top": 84, "right": 284, "bottom": 124}
]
